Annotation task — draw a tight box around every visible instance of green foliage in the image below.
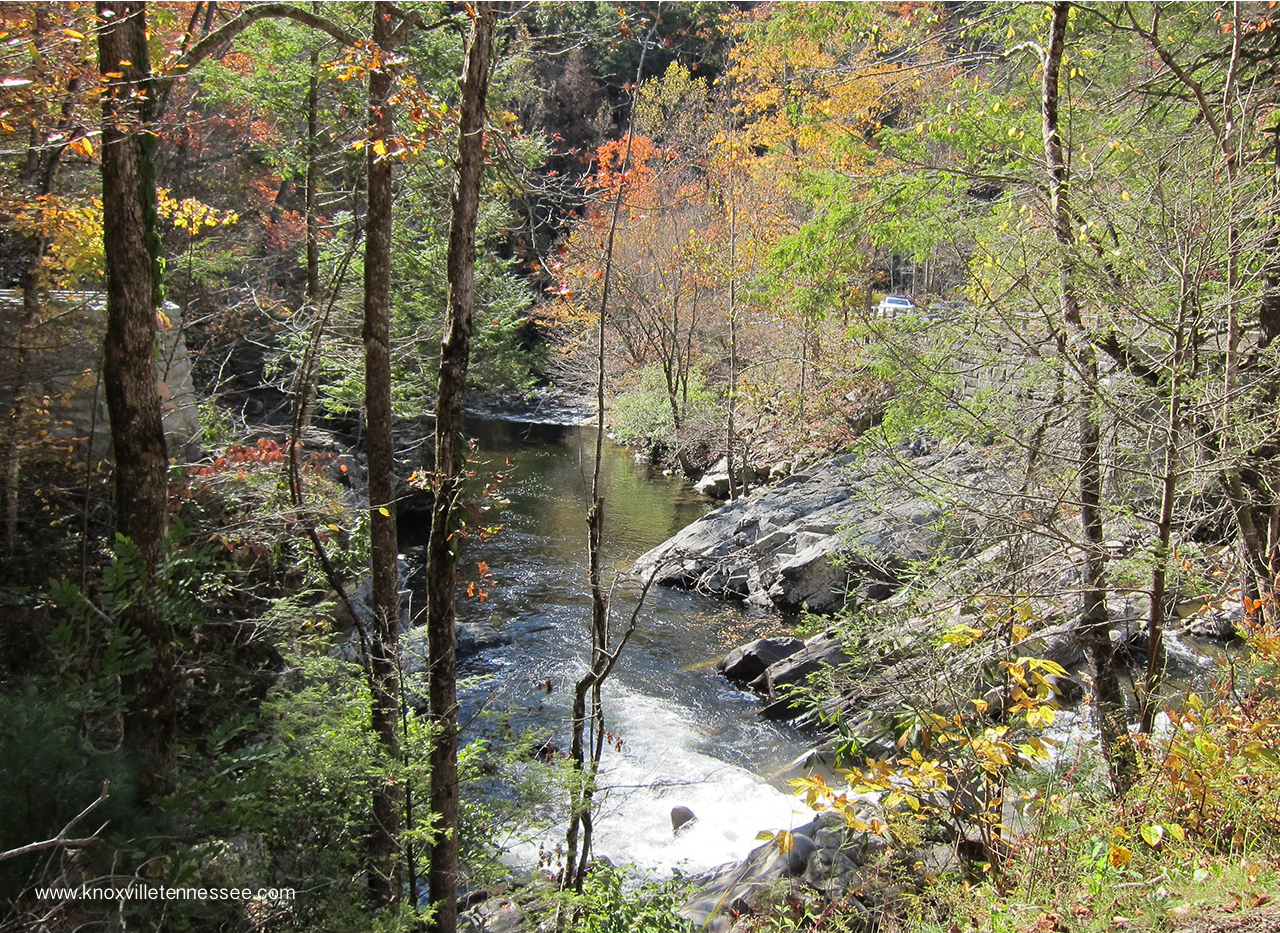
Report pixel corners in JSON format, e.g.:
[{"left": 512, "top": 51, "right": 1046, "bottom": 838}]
[
  {"left": 46, "top": 529, "right": 213, "bottom": 736},
  {"left": 558, "top": 864, "right": 694, "bottom": 933},
  {"left": 786, "top": 613, "right": 1070, "bottom": 884},
  {"left": 175, "top": 436, "right": 363, "bottom": 592},
  {"left": 0, "top": 685, "right": 143, "bottom": 900},
  {"left": 517, "top": 2, "right": 732, "bottom": 100},
  {"left": 391, "top": 208, "right": 542, "bottom": 408},
  {"left": 634, "top": 62, "right": 711, "bottom": 154},
  {"left": 304, "top": 170, "right": 543, "bottom": 418},
  {"left": 757, "top": 177, "right": 866, "bottom": 325},
  {"left": 775, "top": 609, "right": 1280, "bottom": 931},
  {"left": 1128, "top": 622, "right": 1280, "bottom": 854},
  {"left": 611, "top": 365, "right": 720, "bottom": 453},
  {"left": 198, "top": 649, "right": 436, "bottom": 932}
]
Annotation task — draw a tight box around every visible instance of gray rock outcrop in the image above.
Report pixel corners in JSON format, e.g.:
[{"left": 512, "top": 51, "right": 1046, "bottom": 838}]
[
  {"left": 0, "top": 290, "right": 202, "bottom": 458},
  {"left": 637, "top": 445, "right": 1012, "bottom": 615},
  {"left": 715, "top": 636, "right": 804, "bottom": 683},
  {"left": 678, "top": 812, "right": 904, "bottom": 931}
]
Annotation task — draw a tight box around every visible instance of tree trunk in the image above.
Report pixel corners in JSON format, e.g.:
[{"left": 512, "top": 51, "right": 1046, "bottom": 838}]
[
  {"left": 426, "top": 8, "right": 496, "bottom": 932},
  {"left": 364, "top": 0, "right": 403, "bottom": 908},
  {"left": 97, "top": 0, "right": 175, "bottom": 801},
  {"left": 561, "top": 19, "right": 659, "bottom": 901},
  {"left": 305, "top": 18, "right": 321, "bottom": 308},
  {"left": 1041, "top": 0, "right": 1134, "bottom": 792},
  {"left": 1261, "top": 127, "right": 1280, "bottom": 347},
  {"left": 1138, "top": 266, "right": 1192, "bottom": 734},
  {"left": 725, "top": 143, "right": 740, "bottom": 501}
]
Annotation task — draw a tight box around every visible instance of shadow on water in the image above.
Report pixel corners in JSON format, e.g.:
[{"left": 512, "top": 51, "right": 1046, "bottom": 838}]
[{"left": 401, "top": 417, "right": 814, "bottom": 875}]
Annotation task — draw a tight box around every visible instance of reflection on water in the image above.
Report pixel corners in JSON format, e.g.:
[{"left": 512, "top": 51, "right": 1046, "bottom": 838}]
[{"left": 403, "top": 418, "right": 814, "bottom": 875}]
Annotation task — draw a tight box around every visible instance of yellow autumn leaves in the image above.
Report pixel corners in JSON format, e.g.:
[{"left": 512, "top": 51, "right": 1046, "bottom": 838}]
[{"left": 156, "top": 188, "right": 240, "bottom": 234}]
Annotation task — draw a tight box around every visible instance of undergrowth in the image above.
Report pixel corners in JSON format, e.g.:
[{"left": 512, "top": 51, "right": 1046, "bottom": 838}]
[{"left": 734, "top": 608, "right": 1280, "bottom": 933}]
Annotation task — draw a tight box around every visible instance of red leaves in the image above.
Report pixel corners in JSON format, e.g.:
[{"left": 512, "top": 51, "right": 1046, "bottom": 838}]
[{"left": 186, "top": 438, "right": 287, "bottom": 478}]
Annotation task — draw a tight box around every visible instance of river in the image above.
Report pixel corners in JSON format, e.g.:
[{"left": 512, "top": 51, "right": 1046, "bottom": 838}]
[{"left": 404, "top": 417, "right": 814, "bottom": 878}]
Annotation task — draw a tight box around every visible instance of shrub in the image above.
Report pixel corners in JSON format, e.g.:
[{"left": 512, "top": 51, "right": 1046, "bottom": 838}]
[
  {"left": 558, "top": 863, "right": 693, "bottom": 933},
  {"left": 611, "top": 365, "right": 720, "bottom": 457}
]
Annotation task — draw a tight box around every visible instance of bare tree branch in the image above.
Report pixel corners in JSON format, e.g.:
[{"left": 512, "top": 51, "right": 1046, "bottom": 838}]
[
  {"left": 167, "top": 3, "right": 360, "bottom": 74},
  {"left": 0, "top": 781, "right": 109, "bottom": 863}
]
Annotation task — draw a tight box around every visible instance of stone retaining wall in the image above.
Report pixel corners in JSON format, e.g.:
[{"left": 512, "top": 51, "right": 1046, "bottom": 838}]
[{"left": 0, "top": 289, "right": 201, "bottom": 458}]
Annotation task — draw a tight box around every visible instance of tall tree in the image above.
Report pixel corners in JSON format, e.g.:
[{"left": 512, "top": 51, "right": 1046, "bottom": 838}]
[
  {"left": 1039, "top": 0, "right": 1133, "bottom": 791},
  {"left": 96, "top": 0, "right": 176, "bottom": 801},
  {"left": 561, "top": 16, "right": 659, "bottom": 895},
  {"left": 1119, "top": 2, "right": 1273, "bottom": 599},
  {"left": 364, "top": 0, "right": 403, "bottom": 908},
  {"left": 426, "top": 6, "right": 496, "bottom": 932}
]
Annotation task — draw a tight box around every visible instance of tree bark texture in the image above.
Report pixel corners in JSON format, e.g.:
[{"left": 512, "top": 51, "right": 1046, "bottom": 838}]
[
  {"left": 427, "top": 7, "right": 495, "bottom": 932},
  {"left": 97, "top": 0, "right": 176, "bottom": 801},
  {"left": 364, "top": 0, "right": 403, "bottom": 908},
  {"left": 1041, "top": 0, "right": 1134, "bottom": 792},
  {"left": 1259, "top": 127, "right": 1280, "bottom": 347}
]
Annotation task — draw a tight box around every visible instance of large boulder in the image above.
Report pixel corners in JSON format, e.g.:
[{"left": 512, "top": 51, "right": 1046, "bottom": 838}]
[
  {"left": 678, "top": 830, "right": 818, "bottom": 931},
  {"left": 694, "top": 457, "right": 771, "bottom": 500},
  {"left": 694, "top": 470, "right": 732, "bottom": 499},
  {"left": 636, "top": 445, "right": 1012, "bottom": 615},
  {"left": 459, "top": 896, "right": 527, "bottom": 933},
  {"left": 748, "top": 631, "right": 850, "bottom": 721},
  {"left": 716, "top": 636, "right": 805, "bottom": 683},
  {"left": 678, "top": 812, "right": 903, "bottom": 931},
  {"left": 671, "top": 805, "right": 697, "bottom": 833},
  {"left": 1177, "top": 600, "right": 1244, "bottom": 642},
  {"left": 0, "top": 290, "right": 202, "bottom": 457},
  {"left": 402, "top": 622, "right": 512, "bottom": 676}
]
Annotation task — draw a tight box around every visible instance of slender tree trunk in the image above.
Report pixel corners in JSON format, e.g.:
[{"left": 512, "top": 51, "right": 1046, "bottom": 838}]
[
  {"left": 290, "top": 7, "right": 323, "bottom": 439},
  {"left": 97, "top": 0, "right": 175, "bottom": 801},
  {"left": 364, "top": 0, "right": 403, "bottom": 908},
  {"left": 1218, "top": 7, "right": 1257, "bottom": 598},
  {"left": 3, "top": 260, "right": 41, "bottom": 561},
  {"left": 1125, "top": 3, "right": 1267, "bottom": 597},
  {"left": 800, "top": 320, "right": 810, "bottom": 423},
  {"left": 1261, "top": 126, "right": 1280, "bottom": 347},
  {"left": 1041, "top": 0, "right": 1134, "bottom": 792},
  {"left": 726, "top": 144, "right": 740, "bottom": 501},
  {"left": 426, "top": 8, "right": 495, "bottom": 932},
  {"left": 562, "top": 19, "right": 658, "bottom": 898},
  {"left": 663, "top": 292, "right": 695, "bottom": 476},
  {"left": 1139, "top": 316, "right": 1184, "bottom": 734},
  {"left": 305, "top": 14, "right": 321, "bottom": 308}
]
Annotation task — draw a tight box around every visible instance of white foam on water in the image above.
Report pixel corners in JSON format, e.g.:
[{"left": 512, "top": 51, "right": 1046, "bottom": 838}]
[{"left": 501, "top": 683, "right": 814, "bottom": 879}]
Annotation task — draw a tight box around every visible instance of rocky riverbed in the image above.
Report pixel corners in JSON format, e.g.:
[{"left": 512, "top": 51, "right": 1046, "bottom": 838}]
[{"left": 621, "top": 438, "right": 1238, "bottom": 930}]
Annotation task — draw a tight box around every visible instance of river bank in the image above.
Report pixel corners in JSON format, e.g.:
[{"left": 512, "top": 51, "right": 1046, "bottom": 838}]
[
  {"left": 332, "top": 416, "right": 1241, "bottom": 932},
  {"left": 618, "top": 435, "right": 1245, "bottom": 930}
]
